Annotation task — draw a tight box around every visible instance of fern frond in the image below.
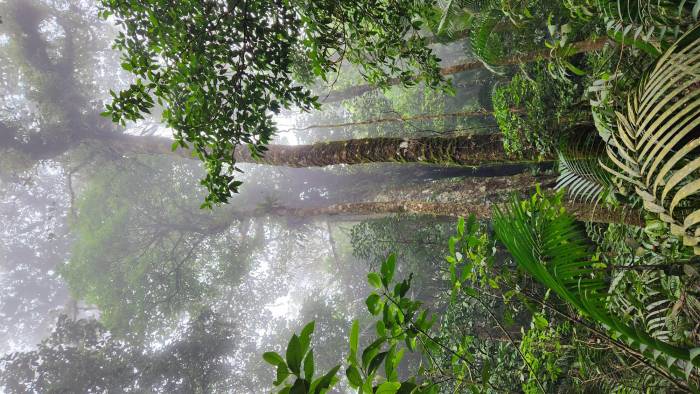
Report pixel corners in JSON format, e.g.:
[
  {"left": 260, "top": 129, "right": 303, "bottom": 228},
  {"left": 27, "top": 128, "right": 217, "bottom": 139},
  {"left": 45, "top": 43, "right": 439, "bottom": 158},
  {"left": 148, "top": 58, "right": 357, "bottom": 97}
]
[
  {"left": 469, "top": 10, "right": 506, "bottom": 74},
  {"left": 493, "top": 191, "right": 700, "bottom": 385},
  {"left": 603, "top": 24, "right": 700, "bottom": 254},
  {"left": 596, "top": 0, "right": 696, "bottom": 49},
  {"left": 435, "top": 0, "right": 474, "bottom": 38},
  {"left": 556, "top": 130, "right": 616, "bottom": 203}
]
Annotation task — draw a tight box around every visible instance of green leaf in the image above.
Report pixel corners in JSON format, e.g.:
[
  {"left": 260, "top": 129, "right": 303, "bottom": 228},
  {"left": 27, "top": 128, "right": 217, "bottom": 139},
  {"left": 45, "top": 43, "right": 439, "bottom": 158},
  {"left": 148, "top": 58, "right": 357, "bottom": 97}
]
[
  {"left": 481, "top": 359, "right": 491, "bottom": 384},
  {"left": 286, "top": 334, "right": 303, "bottom": 375},
  {"left": 381, "top": 254, "right": 396, "bottom": 286},
  {"left": 396, "top": 381, "right": 417, "bottom": 394},
  {"left": 405, "top": 336, "right": 417, "bottom": 352},
  {"left": 367, "top": 351, "right": 388, "bottom": 375},
  {"left": 463, "top": 287, "right": 478, "bottom": 298},
  {"left": 299, "top": 321, "right": 315, "bottom": 354},
  {"left": 362, "top": 338, "right": 384, "bottom": 370},
  {"left": 264, "top": 351, "right": 285, "bottom": 366},
  {"left": 376, "top": 320, "right": 386, "bottom": 337},
  {"left": 275, "top": 363, "right": 290, "bottom": 386},
  {"left": 448, "top": 236, "right": 457, "bottom": 255},
  {"left": 345, "top": 365, "right": 363, "bottom": 388},
  {"left": 279, "top": 386, "right": 291, "bottom": 394},
  {"left": 304, "top": 349, "right": 315, "bottom": 382},
  {"left": 367, "top": 272, "right": 382, "bottom": 289},
  {"left": 313, "top": 365, "right": 341, "bottom": 394},
  {"left": 457, "top": 217, "right": 465, "bottom": 236},
  {"left": 290, "top": 378, "right": 309, "bottom": 394},
  {"left": 375, "top": 382, "right": 401, "bottom": 394},
  {"left": 349, "top": 320, "right": 359, "bottom": 364},
  {"left": 366, "top": 293, "right": 382, "bottom": 315},
  {"left": 533, "top": 314, "right": 548, "bottom": 330}
]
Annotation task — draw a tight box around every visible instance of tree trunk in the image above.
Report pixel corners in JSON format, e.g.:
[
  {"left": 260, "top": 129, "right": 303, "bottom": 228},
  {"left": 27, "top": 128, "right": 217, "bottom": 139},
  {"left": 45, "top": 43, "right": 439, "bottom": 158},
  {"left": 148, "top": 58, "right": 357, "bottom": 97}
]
[
  {"left": 264, "top": 200, "right": 643, "bottom": 226},
  {"left": 279, "top": 109, "right": 495, "bottom": 132},
  {"left": 321, "top": 37, "right": 609, "bottom": 103},
  {"left": 105, "top": 133, "right": 532, "bottom": 168}
]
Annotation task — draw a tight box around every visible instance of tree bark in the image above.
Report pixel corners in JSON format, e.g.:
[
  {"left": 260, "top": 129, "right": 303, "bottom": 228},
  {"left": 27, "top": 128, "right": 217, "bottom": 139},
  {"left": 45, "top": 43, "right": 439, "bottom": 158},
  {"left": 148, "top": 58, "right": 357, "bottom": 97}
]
[
  {"left": 264, "top": 200, "right": 643, "bottom": 226},
  {"left": 279, "top": 109, "right": 495, "bottom": 132},
  {"left": 104, "top": 132, "right": 532, "bottom": 168},
  {"left": 321, "top": 37, "right": 609, "bottom": 103}
]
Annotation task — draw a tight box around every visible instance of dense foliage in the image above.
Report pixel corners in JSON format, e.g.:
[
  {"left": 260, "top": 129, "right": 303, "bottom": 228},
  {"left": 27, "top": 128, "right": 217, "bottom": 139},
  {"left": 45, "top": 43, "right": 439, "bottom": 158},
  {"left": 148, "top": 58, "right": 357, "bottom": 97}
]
[
  {"left": 2, "top": 0, "right": 700, "bottom": 393},
  {"left": 100, "top": 0, "right": 445, "bottom": 206}
]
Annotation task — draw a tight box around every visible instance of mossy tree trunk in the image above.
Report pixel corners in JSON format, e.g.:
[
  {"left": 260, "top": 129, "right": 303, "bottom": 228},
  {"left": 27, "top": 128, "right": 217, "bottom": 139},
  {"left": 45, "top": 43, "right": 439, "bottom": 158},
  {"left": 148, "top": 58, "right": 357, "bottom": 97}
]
[
  {"left": 263, "top": 200, "right": 643, "bottom": 226},
  {"left": 106, "top": 133, "right": 529, "bottom": 168}
]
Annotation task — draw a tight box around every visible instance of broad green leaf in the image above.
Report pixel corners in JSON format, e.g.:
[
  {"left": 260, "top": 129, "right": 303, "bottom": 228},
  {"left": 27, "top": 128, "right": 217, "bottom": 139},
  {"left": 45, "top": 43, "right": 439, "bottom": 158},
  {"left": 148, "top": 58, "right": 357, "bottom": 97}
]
[
  {"left": 286, "top": 334, "right": 303, "bottom": 375},
  {"left": 396, "top": 381, "right": 417, "bottom": 394},
  {"left": 533, "top": 314, "right": 548, "bottom": 330},
  {"left": 367, "top": 351, "right": 388, "bottom": 375},
  {"left": 304, "top": 349, "right": 315, "bottom": 382},
  {"left": 290, "top": 378, "right": 309, "bottom": 394},
  {"left": 362, "top": 338, "right": 384, "bottom": 370},
  {"left": 300, "top": 321, "right": 315, "bottom": 354},
  {"left": 375, "top": 382, "right": 401, "bottom": 394},
  {"left": 349, "top": 320, "right": 359, "bottom": 364},
  {"left": 313, "top": 365, "right": 341, "bottom": 394},
  {"left": 367, "top": 272, "right": 382, "bottom": 289},
  {"left": 366, "top": 293, "right": 382, "bottom": 315},
  {"left": 345, "top": 365, "right": 363, "bottom": 388},
  {"left": 275, "top": 363, "right": 290, "bottom": 386},
  {"left": 264, "top": 351, "right": 285, "bottom": 366},
  {"left": 376, "top": 320, "right": 386, "bottom": 337},
  {"left": 381, "top": 254, "right": 396, "bottom": 286}
]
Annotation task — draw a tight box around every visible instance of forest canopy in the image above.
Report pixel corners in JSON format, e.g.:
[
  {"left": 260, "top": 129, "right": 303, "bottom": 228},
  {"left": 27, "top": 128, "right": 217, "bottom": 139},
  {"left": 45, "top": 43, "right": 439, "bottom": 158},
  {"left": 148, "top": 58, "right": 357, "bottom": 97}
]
[
  {"left": 100, "top": 0, "right": 444, "bottom": 206},
  {"left": 1, "top": 0, "right": 700, "bottom": 393}
]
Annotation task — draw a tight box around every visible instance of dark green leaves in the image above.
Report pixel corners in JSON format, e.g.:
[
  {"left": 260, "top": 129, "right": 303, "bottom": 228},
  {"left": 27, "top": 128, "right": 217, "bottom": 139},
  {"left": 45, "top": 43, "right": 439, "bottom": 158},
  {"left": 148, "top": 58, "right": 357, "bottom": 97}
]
[
  {"left": 349, "top": 320, "right": 359, "bottom": 364},
  {"left": 367, "top": 272, "right": 382, "bottom": 289},
  {"left": 264, "top": 321, "right": 339, "bottom": 393},
  {"left": 299, "top": 321, "right": 315, "bottom": 354},
  {"left": 264, "top": 352, "right": 285, "bottom": 366},
  {"left": 375, "top": 382, "right": 401, "bottom": 394},
  {"left": 311, "top": 365, "right": 340, "bottom": 394},
  {"left": 366, "top": 293, "right": 383, "bottom": 315},
  {"left": 345, "top": 365, "right": 363, "bottom": 387},
  {"left": 381, "top": 253, "right": 396, "bottom": 286},
  {"left": 286, "top": 335, "right": 303, "bottom": 375},
  {"left": 100, "top": 0, "right": 444, "bottom": 205}
]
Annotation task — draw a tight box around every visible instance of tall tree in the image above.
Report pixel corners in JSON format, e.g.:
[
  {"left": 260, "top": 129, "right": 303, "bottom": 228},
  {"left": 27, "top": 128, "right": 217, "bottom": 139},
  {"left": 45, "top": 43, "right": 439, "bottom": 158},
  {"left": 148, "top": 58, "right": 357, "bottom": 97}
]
[
  {"left": 103, "top": 132, "right": 526, "bottom": 168},
  {"left": 100, "top": 0, "right": 447, "bottom": 205},
  {"left": 321, "top": 37, "right": 609, "bottom": 103}
]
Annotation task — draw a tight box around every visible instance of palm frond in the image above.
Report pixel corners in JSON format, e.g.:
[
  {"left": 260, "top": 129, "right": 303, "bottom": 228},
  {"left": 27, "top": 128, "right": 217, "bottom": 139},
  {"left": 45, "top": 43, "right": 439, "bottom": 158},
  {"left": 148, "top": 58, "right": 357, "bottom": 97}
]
[
  {"left": 435, "top": 0, "right": 474, "bottom": 38},
  {"left": 469, "top": 10, "right": 506, "bottom": 74},
  {"left": 596, "top": 0, "right": 697, "bottom": 48},
  {"left": 493, "top": 191, "right": 700, "bottom": 385},
  {"left": 602, "top": 24, "right": 700, "bottom": 254},
  {"left": 556, "top": 130, "right": 616, "bottom": 203}
]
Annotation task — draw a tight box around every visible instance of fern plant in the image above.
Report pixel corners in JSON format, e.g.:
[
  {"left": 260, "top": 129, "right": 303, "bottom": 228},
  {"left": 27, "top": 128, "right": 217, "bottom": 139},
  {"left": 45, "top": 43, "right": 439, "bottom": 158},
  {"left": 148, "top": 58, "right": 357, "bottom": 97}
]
[
  {"left": 433, "top": 0, "right": 474, "bottom": 39},
  {"left": 602, "top": 24, "right": 700, "bottom": 255},
  {"left": 492, "top": 189, "right": 700, "bottom": 389},
  {"left": 469, "top": 9, "right": 506, "bottom": 73},
  {"left": 556, "top": 129, "right": 616, "bottom": 203},
  {"left": 596, "top": 0, "right": 698, "bottom": 47}
]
